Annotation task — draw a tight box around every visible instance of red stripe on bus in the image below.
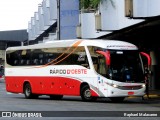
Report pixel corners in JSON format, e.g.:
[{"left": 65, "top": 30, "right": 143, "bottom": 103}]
[{"left": 5, "top": 76, "right": 99, "bottom": 97}]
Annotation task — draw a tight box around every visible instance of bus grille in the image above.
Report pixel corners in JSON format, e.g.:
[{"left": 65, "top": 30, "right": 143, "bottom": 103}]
[{"left": 118, "top": 85, "right": 142, "bottom": 90}]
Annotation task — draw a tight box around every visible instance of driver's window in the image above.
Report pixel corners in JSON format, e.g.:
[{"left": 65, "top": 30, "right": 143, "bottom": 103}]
[
  {"left": 98, "top": 55, "right": 107, "bottom": 76},
  {"left": 91, "top": 53, "right": 107, "bottom": 77},
  {"left": 88, "top": 46, "right": 109, "bottom": 77}
]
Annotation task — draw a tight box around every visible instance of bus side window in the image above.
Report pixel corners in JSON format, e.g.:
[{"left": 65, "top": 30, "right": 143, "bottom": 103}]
[
  {"left": 98, "top": 56, "right": 107, "bottom": 77},
  {"left": 77, "top": 55, "right": 89, "bottom": 68},
  {"left": 20, "top": 59, "right": 26, "bottom": 65},
  {"left": 33, "top": 59, "right": 39, "bottom": 65},
  {"left": 94, "top": 64, "right": 98, "bottom": 72},
  {"left": 92, "top": 57, "right": 98, "bottom": 72},
  {"left": 26, "top": 60, "right": 30, "bottom": 65},
  {"left": 39, "top": 59, "right": 43, "bottom": 65},
  {"left": 48, "top": 59, "right": 51, "bottom": 63},
  {"left": 14, "top": 60, "right": 18, "bottom": 65}
]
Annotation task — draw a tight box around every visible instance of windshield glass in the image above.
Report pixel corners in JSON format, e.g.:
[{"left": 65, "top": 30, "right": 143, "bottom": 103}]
[
  {"left": 109, "top": 50, "right": 145, "bottom": 83},
  {"left": 88, "top": 46, "right": 145, "bottom": 83}
]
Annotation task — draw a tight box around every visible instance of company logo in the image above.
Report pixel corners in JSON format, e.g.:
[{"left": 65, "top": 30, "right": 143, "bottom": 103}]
[
  {"left": 2, "top": 112, "right": 11, "bottom": 117},
  {"left": 50, "top": 68, "right": 87, "bottom": 75},
  {"left": 1, "top": 112, "right": 42, "bottom": 118}
]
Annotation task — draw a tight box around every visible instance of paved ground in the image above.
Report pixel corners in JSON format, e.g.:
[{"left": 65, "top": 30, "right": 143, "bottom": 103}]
[{"left": 143, "top": 90, "right": 160, "bottom": 100}]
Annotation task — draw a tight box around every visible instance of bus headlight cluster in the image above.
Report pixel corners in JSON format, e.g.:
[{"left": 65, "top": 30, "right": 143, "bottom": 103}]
[
  {"left": 105, "top": 82, "right": 118, "bottom": 88},
  {"left": 142, "top": 84, "right": 146, "bottom": 87},
  {"left": 113, "top": 84, "right": 118, "bottom": 88}
]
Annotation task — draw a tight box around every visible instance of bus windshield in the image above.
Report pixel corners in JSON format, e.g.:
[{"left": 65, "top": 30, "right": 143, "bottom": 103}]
[
  {"left": 91, "top": 48, "right": 145, "bottom": 83},
  {"left": 108, "top": 50, "right": 144, "bottom": 83}
]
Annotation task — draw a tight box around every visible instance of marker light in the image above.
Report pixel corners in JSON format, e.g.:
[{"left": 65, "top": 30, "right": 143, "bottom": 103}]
[{"left": 116, "top": 51, "right": 123, "bottom": 54}]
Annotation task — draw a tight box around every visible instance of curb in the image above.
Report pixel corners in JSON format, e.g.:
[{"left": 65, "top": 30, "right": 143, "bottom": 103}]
[
  {"left": 128, "top": 94, "right": 160, "bottom": 99},
  {"left": 144, "top": 94, "right": 160, "bottom": 98}
]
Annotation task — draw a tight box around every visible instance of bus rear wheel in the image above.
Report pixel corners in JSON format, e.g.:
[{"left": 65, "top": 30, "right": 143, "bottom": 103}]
[
  {"left": 24, "top": 83, "right": 36, "bottom": 99},
  {"left": 81, "top": 85, "right": 96, "bottom": 102}
]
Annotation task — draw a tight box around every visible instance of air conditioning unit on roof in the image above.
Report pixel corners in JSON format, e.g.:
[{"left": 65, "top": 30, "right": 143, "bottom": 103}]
[
  {"left": 125, "top": 0, "right": 133, "bottom": 17},
  {"left": 95, "top": 13, "right": 101, "bottom": 31},
  {"left": 76, "top": 24, "right": 82, "bottom": 38}
]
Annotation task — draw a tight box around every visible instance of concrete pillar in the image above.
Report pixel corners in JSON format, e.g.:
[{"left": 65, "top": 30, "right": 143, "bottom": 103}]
[
  {"left": 150, "top": 50, "right": 158, "bottom": 90},
  {"left": 21, "top": 42, "right": 24, "bottom": 46}
]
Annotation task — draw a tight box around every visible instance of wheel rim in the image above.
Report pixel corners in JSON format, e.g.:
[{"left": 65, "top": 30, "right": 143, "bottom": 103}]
[
  {"left": 84, "top": 89, "right": 91, "bottom": 98},
  {"left": 25, "top": 86, "right": 31, "bottom": 97}
]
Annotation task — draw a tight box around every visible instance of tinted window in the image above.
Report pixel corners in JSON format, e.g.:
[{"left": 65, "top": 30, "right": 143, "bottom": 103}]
[{"left": 6, "top": 46, "right": 89, "bottom": 68}]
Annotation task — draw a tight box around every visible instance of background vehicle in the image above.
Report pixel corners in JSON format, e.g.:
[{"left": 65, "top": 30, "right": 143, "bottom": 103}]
[
  {"left": 5, "top": 39, "right": 150, "bottom": 102},
  {"left": 0, "top": 65, "right": 4, "bottom": 80}
]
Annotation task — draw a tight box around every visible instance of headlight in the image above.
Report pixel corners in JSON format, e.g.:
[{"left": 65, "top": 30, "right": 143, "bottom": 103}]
[
  {"left": 142, "top": 84, "right": 146, "bottom": 87},
  {"left": 105, "top": 82, "right": 118, "bottom": 88},
  {"left": 113, "top": 84, "right": 118, "bottom": 88}
]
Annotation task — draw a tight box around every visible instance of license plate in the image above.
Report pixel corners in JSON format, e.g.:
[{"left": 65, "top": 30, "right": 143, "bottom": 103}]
[{"left": 128, "top": 92, "right": 134, "bottom": 95}]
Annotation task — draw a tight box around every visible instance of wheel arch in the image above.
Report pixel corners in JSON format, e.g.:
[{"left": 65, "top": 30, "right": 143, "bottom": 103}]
[{"left": 80, "top": 82, "right": 89, "bottom": 93}]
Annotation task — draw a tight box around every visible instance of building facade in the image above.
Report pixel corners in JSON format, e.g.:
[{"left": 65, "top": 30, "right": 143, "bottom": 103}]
[{"left": 0, "top": 30, "right": 28, "bottom": 66}]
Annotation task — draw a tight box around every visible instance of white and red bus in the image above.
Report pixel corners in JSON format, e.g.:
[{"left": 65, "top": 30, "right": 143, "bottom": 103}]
[{"left": 5, "top": 39, "right": 150, "bottom": 102}]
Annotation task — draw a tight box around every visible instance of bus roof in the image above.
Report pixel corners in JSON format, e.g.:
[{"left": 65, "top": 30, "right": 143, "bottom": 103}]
[{"left": 6, "top": 39, "right": 138, "bottom": 51}]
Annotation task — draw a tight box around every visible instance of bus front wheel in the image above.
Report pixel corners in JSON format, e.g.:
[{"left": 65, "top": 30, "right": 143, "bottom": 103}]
[{"left": 81, "top": 85, "right": 95, "bottom": 102}]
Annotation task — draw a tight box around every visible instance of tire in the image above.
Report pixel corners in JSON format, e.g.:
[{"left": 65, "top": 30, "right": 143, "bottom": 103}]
[
  {"left": 50, "top": 95, "right": 63, "bottom": 100},
  {"left": 24, "top": 83, "right": 34, "bottom": 99},
  {"left": 81, "top": 85, "right": 95, "bottom": 102},
  {"left": 109, "top": 97, "right": 125, "bottom": 102}
]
